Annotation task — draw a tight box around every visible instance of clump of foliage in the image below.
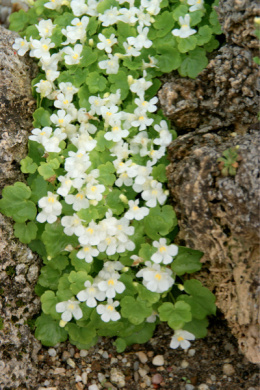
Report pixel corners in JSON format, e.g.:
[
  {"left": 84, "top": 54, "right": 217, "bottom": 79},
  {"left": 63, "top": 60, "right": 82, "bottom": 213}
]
[{"left": 0, "top": 0, "right": 221, "bottom": 351}]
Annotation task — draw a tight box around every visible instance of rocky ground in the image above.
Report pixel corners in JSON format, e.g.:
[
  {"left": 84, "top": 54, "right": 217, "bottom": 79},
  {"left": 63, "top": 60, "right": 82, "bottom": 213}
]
[{"left": 28, "top": 317, "right": 260, "bottom": 390}]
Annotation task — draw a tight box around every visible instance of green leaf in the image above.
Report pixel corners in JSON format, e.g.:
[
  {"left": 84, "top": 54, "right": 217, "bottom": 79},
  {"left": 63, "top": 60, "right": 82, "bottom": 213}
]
[
  {"left": 118, "top": 321, "right": 156, "bottom": 347},
  {"left": 178, "top": 279, "right": 216, "bottom": 319},
  {"left": 152, "top": 164, "right": 167, "bottom": 182},
  {"left": 42, "top": 222, "right": 78, "bottom": 258},
  {"left": 21, "top": 157, "right": 37, "bottom": 175},
  {"left": 114, "top": 337, "right": 127, "bottom": 353},
  {"left": 33, "top": 107, "right": 51, "bottom": 128},
  {"left": 177, "top": 35, "right": 197, "bottom": 53},
  {"left": 196, "top": 25, "right": 212, "bottom": 46},
  {"left": 30, "top": 175, "right": 49, "bottom": 203},
  {"left": 80, "top": 47, "right": 98, "bottom": 68},
  {"left": 171, "top": 247, "right": 203, "bottom": 276},
  {"left": 139, "top": 243, "right": 157, "bottom": 262},
  {"left": 45, "top": 255, "right": 69, "bottom": 271},
  {"left": 136, "top": 283, "right": 160, "bottom": 304},
  {"left": 69, "top": 250, "right": 92, "bottom": 272},
  {"left": 158, "top": 301, "right": 192, "bottom": 330},
  {"left": 154, "top": 11, "right": 175, "bottom": 32},
  {"left": 77, "top": 205, "right": 100, "bottom": 224},
  {"left": 51, "top": 26, "right": 64, "bottom": 47},
  {"left": 78, "top": 84, "right": 91, "bottom": 110},
  {"left": 117, "top": 21, "right": 136, "bottom": 40},
  {"left": 41, "top": 290, "right": 60, "bottom": 319},
  {"left": 172, "top": 5, "right": 188, "bottom": 21},
  {"left": 143, "top": 205, "right": 178, "bottom": 240},
  {"left": 35, "top": 313, "right": 67, "bottom": 346},
  {"left": 155, "top": 46, "right": 182, "bottom": 73},
  {"left": 179, "top": 47, "right": 208, "bottom": 78},
  {"left": 14, "top": 221, "right": 38, "bottom": 244},
  {"left": 38, "top": 265, "right": 61, "bottom": 290},
  {"left": 53, "top": 12, "right": 74, "bottom": 27},
  {"left": 183, "top": 317, "right": 209, "bottom": 338},
  {"left": 95, "top": 131, "right": 115, "bottom": 152},
  {"left": 86, "top": 71, "right": 107, "bottom": 93},
  {"left": 106, "top": 189, "right": 124, "bottom": 215},
  {"left": 98, "top": 161, "right": 116, "bottom": 186},
  {"left": 0, "top": 182, "right": 37, "bottom": 223},
  {"left": 121, "top": 296, "right": 152, "bottom": 325},
  {"left": 68, "top": 270, "right": 91, "bottom": 295},
  {"left": 108, "top": 71, "right": 129, "bottom": 100},
  {"left": 38, "top": 159, "right": 60, "bottom": 180},
  {"left": 9, "top": 9, "right": 29, "bottom": 31}
]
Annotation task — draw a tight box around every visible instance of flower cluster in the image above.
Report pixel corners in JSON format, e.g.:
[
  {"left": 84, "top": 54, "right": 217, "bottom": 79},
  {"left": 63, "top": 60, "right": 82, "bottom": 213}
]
[{"left": 7, "top": 0, "right": 221, "bottom": 352}]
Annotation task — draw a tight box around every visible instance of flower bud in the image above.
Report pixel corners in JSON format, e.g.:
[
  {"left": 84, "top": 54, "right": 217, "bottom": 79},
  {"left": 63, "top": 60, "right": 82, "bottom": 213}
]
[
  {"left": 88, "top": 38, "right": 94, "bottom": 47},
  {"left": 127, "top": 75, "right": 134, "bottom": 85},
  {"left": 59, "top": 320, "right": 67, "bottom": 327},
  {"left": 178, "top": 284, "right": 185, "bottom": 291},
  {"left": 119, "top": 194, "right": 128, "bottom": 204}
]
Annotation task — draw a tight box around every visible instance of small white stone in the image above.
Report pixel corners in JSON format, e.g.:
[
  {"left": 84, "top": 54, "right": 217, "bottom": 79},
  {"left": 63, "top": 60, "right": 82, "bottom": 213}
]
[
  {"left": 110, "top": 357, "right": 118, "bottom": 364},
  {"left": 180, "top": 360, "right": 189, "bottom": 369},
  {"left": 137, "top": 351, "right": 148, "bottom": 364},
  {"left": 75, "top": 375, "right": 82, "bottom": 382},
  {"left": 88, "top": 385, "right": 99, "bottom": 390},
  {"left": 48, "top": 348, "right": 57, "bottom": 357},
  {"left": 198, "top": 384, "right": 209, "bottom": 390},
  {"left": 188, "top": 348, "right": 196, "bottom": 357},
  {"left": 102, "top": 351, "right": 109, "bottom": 359},
  {"left": 80, "top": 349, "right": 88, "bottom": 357},
  {"left": 223, "top": 363, "right": 235, "bottom": 376},
  {"left": 67, "top": 358, "right": 76, "bottom": 368},
  {"left": 152, "top": 355, "right": 164, "bottom": 366},
  {"left": 138, "top": 368, "right": 148, "bottom": 377},
  {"left": 82, "top": 372, "right": 88, "bottom": 384},
  {"left": 98, "top": 373, "right": 106, "bottom": 383}
]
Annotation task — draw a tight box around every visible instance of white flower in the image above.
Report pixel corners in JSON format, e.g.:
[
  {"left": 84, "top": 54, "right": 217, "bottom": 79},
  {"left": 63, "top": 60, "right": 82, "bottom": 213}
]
[
  {"left": 13, "top": 37, "right": 30, "bottom": 56},
  {"left": 127, "top": 26, "right": 152, "bottom": 50},
  {"left": 50, "top": 109, "right": 72, "bottom": 128},
  {"left": 96, "top": 299, "right": 121, "bottom": 322},
  {"left": 136, "top": 261, "right": 175, "bottom": 293},
  {"left": 141, "top": 0, "right": 161, "bottom": 15},
  {"left": 37, "top": 192, "right": 62, "bottom": 224},
  {"left": 29, "top": 126, "right": 52, "bottom": 144},
  {"left": 71, "top": 0, "right": 90, "bottom": 16},
  {"left": 64, "top": 150, "right": 91, "bottom": 178},
  {"left": 54, "top": 93, "right": 73, "bottom": 110},
  {"left": 77, "top": 245, "right": 99, "bottom": 263},
  {"left": 77, "top": 280, "right": 106, "bottom": 307},
  {"left": 170, "top": 330, "right": 196, "bottom": 350},
  {"left": 98, "top": 273, "right": 125, "bottom": 298},
  {"left": 98, "top": 54, "right": 119, "bottom": 74},
  {"left": 188, "top": 0, "right": 204, "bottom": 12},
  {"left": 118, "top": 6, "right": 138, "bottom": 24},
  {"left": 98, "top": 7, "right": 119, "bottom": 27},
  {"left": 154, "top": 120, "right": 172, "bottom": 147},
  {"left": 130, "top": 75, "right": 152, "bottom": 99},
  {"left": 141, "top": 180, "right": 167, "bottom": 207},
  {"left": 59, "top": 82, "right": 79, "bottom": 100},
  {"left": 172, "top": 14, "right": 197, "bottom": 39},
  {"left": 132, "top": 111, "right": 154, "bottom": 131},
  {"left": 57, "top": 175, "right": 73, "bottom": 197},
  {"left": 122, "top": 41, "right": 141, "bottom": 57},
  {"left": 125, "top": 199, "right": 149, "bottom": 221},
  {"left": 62, "top": 16, "right": 89, "bottom": 45},
  {"left": 97, "top": 33, "right": 117, "bottom": 53},
  {"left": 36, "top": 19, "right": 56, "bottom": 38},
  {"left": 30, "top": 38, "right": 55, "bottom": 61},
  {"left": 63, "top": 44, "right": 83, "bottom": 65},
  {"left": 79, "top": 221, "right": 105, "bottom": 246},
  {"left": 98, "top": 260, "right": 124, "bottom": 279},
  {"left": 44, "top": 0, "right": 63, "bottom": 10},
  {"left": 104, "top": 124, "right": 129, "bottom": 142},
  {"left": 65, "top": 191, "right": 89, "bottom": 211},
  {"left": 151, "top": 238, "right": 178, "bottom": 265},
  {"left": 61, "top": 214, "right": 85, "bottom": 236},
  {"left": 85, "top": 183, "right": 105, "bottom": 201},
  {"left": 134, "top": 97, "right": 158, "bottom": 113},
  {"left": 56, "top": 299, "right": 83, "bottom": 322},
  {"left": 42, "top": 128, "right": 67, "bottom": 153}
]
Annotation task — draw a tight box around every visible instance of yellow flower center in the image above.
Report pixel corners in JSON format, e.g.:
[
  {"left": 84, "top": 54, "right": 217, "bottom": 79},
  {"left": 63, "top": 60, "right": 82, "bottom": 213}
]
[
  {"left": 117, "top": 225, "right": 122, "bottom": 230},
  {"left": 159, "top": 246, "right": 166, "bottom": 253},
  {"left": 84, "top": 247, "right": 90, "bottom": 252},
  {"left": 48, "top": 197, "right": 55, "bottom": 203},
  {"left": 87, "top": 228, "right": 94, "bottom": 234},
  {"left": 21, "top": 41, "right": 25, "bottom": 46},
  {"left": 106, "top": 39, "right": 111, "bottom": 44},
  {"left": 76, "top": 193, "right": 84, "bottom": 199},
  {"left": 42, "top": 44, "right": 48, "bottom": 50},
  {"left": 77, "top": 22, "right": 82, "bottom": 26},
  {"left": 77, "top": 153, "right": 83, "bottom": 158},
  {"left": 108, "top": 279, "right": 115, "bottom": 286},
  {"left": 152, "top": 190, "right": 158, "bottom": 196},
  {"left": 155, "top": 273, "right": 162, "bottom": 280},
  {"left": 139, "top": 116, "right": 144, "bottom": 121},
  {"left": 73, "top": 53, "right": 79, "bottom": 60},
  {"left": 58, "top": 118, "right": 64, "bottom": 124},
  {"left": 40, "top": 131, "right": 46, "bottom": 135},
  {"left": 63, "top": 99, "right": 69, "bottom": 105},
  {"left": 106, "top": 112, "right": 112, "bottom": 116},
  {"left": 133, "top": 206, "right": 139, "bottom": 211},
  {"left": 68, "top": 304, "right": 75, "bottom": 310},
  {"left": 142, "top": 101, "right": 147, "bottom": 106},
  {"left": 107, "top": 305, "right": 114, "bottom": 311},
  {"left": 177, "top": 336, "right": 184, "bottom": 342},
  {"left": 112, "top": 126, "right": 119, "bottom": 132},
  {"left": 91, "top": 186, "right": 97, "bottom": 192}
]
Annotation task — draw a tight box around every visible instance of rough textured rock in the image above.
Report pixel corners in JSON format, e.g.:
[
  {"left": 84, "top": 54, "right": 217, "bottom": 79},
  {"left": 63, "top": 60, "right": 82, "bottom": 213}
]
[
  {"left": 0, "top": 26, "right": 41, "bottom": 389},
  {"left": 159, "top": 45, "right": 259, "bottom": 133},
  {"left": 217, "top": 0, "right": 259, "bottom": 50},
  {"left": 162, "top": 0, "right": 260, "bottom": 364},
  {"left": 0, "top": 26, "right": 37, "bottom": 189},
  {"left": 167, "top": 129, "right": 260, "bottom": 363}
]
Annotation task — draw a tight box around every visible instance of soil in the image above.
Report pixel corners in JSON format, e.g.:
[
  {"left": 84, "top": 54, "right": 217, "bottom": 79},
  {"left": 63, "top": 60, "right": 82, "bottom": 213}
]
[{"left": 32, "top": 314, "right": 259, "bottom": 390}]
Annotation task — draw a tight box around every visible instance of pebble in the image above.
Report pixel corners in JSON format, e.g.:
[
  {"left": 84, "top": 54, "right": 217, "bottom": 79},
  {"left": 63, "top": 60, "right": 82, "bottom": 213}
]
[
  {"left": 62, "top": 351, "right": 71, "bottom": 361},
  {"left": 188, "top": 349, "right": 196, "bottom": 357},
  {"left": 82, "top": 372, "right": 88, "bottom": 385},
  {"left": 138, "top": 368, "right": 148, "bottom": 377},
  {"left": 210, "top": 375, "right": 216, "bottom": 382},
  {"left": 152, "top": 355, "right": 164, "bottom": 366},
  {"left": 180, "top": 360, "right": 189, "bottom": 368},
  {"left": 197, "top": 384, "right": 209, "bottom": 390},
  {"left": 137, "top": 351, "right": 148, "bottom": 364},
  {"left": 110, "top": 357, "right": 118, "bottom": 364},
  {"left": 67, "top": 358, "right": 76, "bottom": 368},
  {"left": 88, "top": 385, "right": 99, "bottom": 390},
  {"left": 98, "top": 372, "right": 106, "bottom": 383},
  {"left": 79, "top": 350, "right": 88, "bottom": 357},
  {"left": 185, "top": 385, "right": 195, "bottom": 390},
  {"left": 75, "top": 375, "right": 82, "bottom": 382},
  {"left": 152, "top": 374, "right": 163, "bottom": 384},
  {"left": 53, "top": 368, "right": 65, "bottom": 375},
  {"left": 134, "top": 361, "right": 139, "bottom": 371},
  {"left": 102, "top": 351, "right": 109, "bottom": 359},
  {"left": 110, "top": 368, "right": 126, "bottom": 388},
  {"left": 48, "top": 348, "right": 56, "bottom": 357},
  {"left": 223, "top": 363, "right": 235, "bottom": 376},
  {"left": 134, "top": 372, "right": 139, "bottom": 382}
]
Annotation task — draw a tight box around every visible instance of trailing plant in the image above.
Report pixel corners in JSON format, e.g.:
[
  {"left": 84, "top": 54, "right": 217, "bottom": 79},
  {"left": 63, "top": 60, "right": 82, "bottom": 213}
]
[{"left": 0, "top": 0, "right": 221, "bottom": 351}]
